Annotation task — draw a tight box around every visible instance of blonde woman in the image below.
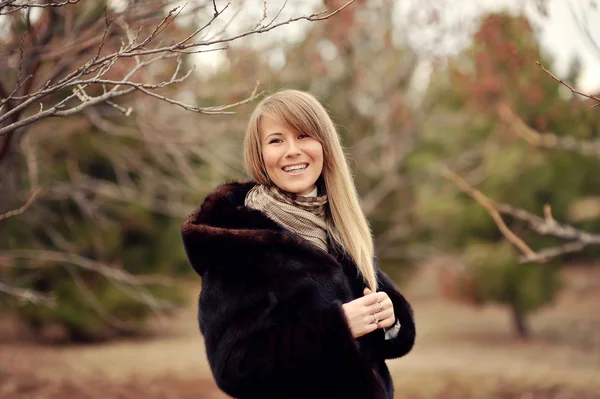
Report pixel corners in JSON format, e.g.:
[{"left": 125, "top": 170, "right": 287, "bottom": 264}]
[{"left": 181, "top": 90, "right": 415, "bottom": 399}]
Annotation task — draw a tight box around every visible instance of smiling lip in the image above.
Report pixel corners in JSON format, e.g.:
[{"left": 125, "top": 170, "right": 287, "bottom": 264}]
[{"left": 281, "top": 163, "right": 309, "bottom": 172}]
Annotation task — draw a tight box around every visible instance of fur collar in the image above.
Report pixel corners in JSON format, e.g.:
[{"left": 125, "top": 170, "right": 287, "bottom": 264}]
[{"left": 181, "top": 181, "right": 345, "bottom": 277}]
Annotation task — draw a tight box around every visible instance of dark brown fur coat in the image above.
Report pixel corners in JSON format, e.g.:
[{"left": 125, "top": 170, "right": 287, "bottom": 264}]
[{"left": 181, "top": 181, "right": 415, "bottom": 399}]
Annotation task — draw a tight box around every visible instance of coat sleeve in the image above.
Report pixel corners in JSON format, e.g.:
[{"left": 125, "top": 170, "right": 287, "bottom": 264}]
[
  {"left": 368, "top": 267, "right": 416, "bottom": 360},
  {"left": 198, "top": 275, "right": 377, "bottom": 398}
]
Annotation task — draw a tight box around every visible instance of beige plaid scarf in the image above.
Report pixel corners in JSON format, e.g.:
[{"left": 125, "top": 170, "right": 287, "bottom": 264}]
[{"left": 245, "top": 184, "right": 329, "bottom": 252}]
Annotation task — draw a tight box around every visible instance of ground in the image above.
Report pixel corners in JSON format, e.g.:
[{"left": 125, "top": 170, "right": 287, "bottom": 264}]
[{"left": 1, "top": 263, "right": 599, "bottom": 398}]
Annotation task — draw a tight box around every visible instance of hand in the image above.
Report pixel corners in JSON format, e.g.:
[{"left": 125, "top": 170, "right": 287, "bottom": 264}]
[
  {"left": 363, "top": 288, "right": 395, "bottom": 329},
  {"left": 341, "top": 292, "right": 379, "bottom": 338}
]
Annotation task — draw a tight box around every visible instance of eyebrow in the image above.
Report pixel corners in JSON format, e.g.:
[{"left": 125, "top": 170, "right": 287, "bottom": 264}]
[{"left": 264, "top": 132, "right": 283, "bottom": 140}]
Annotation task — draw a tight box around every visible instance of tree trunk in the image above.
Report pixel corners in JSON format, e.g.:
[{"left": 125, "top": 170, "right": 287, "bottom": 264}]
[{"left": 510, "top": 304, "right": 530, "bottom": 339}]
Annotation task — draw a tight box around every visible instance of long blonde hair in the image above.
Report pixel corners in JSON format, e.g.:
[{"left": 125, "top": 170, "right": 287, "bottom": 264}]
[{"left": 243, "top": 89, "right": 377, "bottom": 290}]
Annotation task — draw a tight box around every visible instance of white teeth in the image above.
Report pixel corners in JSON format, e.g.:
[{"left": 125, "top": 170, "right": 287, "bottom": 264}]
[{"left": 283, "top": 164, "right": 308, "bottom": 172}]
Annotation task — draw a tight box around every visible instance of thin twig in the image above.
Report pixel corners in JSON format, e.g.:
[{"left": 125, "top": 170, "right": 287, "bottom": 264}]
[
  {"left": 0, "top": 188, "right": 42, "bottom": 221},
  {"left": 263, "top": 0, "right": 288, "bottom": 29},
  {"left": 0, "top": 74, "right": 32, "bottom": 109},
  {"left": 21, "top": 135, "right": 39, "bottom": 189},
  {"left": 0, "top": 0, "right": 80, "bottom": 15},
  {"left": 537, "top": 61, "right": 600, "bottom": 107},
  {"left": 136, "top": 79, "right": 262, "bottom": 114},
  {"left": 495, "top": 202, "right": 600, "bottom": 244},
  {"left": 497, "top": 103, "right": 600, "bottom": 158},
  {"left": 63, "top": 264, "right": 138, "bottom": 331},
  {"left": 92, "top": 7, "right": 113, "bottom": 62},
  {"left": 252, "top": 0, "right": 269, "bottom": 30},
  {"left": 194, "top": 0, "right": 356, "bottom": 48},
  {"left": 519, "top": 241, "right": 587, "bottom": 263},
  {"left": 0, "top": 281, "right": 54, "bottom": 306},
  {"left": 5, "top": 249, "right": 175, "bottom": 286}
]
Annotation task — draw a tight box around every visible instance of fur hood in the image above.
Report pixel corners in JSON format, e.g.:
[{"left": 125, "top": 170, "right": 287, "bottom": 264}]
[
  {"left": 181, "top": 180, "right": 342, "bottom": 277},
  {"left": 181, "top": 181, "right": 415, "bottom": 399}
]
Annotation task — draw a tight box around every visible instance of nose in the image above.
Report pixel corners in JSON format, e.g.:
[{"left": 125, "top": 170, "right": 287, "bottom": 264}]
[{"left": 285, "top": 140, "right": 302, "bottom": 158}]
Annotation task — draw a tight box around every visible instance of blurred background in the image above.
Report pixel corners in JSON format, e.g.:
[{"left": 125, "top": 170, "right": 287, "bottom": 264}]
[{"left": 1, "top": 0, "right": 600, "bottom": 398}]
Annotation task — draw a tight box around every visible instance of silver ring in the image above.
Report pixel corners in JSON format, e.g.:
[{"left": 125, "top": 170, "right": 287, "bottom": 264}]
[
  {"left": 373, "top": 314, "right": 379, "bottom": 324},
  {"left": 378, "top": 302, "right": 383, "bottom": 311}
]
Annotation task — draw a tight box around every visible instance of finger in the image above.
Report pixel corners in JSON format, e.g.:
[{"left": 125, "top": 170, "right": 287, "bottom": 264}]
[
  {"left": 358, "top": 314, "right": 378, "bottom": 332},
  {"left": 366, "top": 295, "right": 392, "bottom": 314},
  {"left": 363, "top": 288, "right": 372, "bottom": 296},
  {"left": 356, "top": 292, "right": 379, "bottom": 306},
  {"left": 375, "top": 309, "right": 394, "bottom": 320},
  {"left": 366, "top": 301, "right": 385, "bottom": 316},
  {"left": 377, "top": 316, "right": 396, "bottom": 329},
  {"left": 374, "top": 294, "right": 393, "bottom": 310},
  {"left": 373, "top": 308, "right": 394, "bottom": 322},
  {"left": 380, "top": 297, "right": 393, "bottom": 310},
  {"left": 365, "top": 312, "right": 380, "bottom": 327},
  {"left": 366, "top": 307, "right": 392, "bottom": 326},
  {"left": 375, "top": 291, "right": 389, "bottom": 303},
  {"left": 379, "top": 298, "right": 395, "bottom": 316}
]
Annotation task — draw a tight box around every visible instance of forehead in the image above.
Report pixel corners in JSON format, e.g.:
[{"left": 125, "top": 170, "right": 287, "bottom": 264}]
[{"left": 259, "top": 114, "right": 297, "bottom": 138}]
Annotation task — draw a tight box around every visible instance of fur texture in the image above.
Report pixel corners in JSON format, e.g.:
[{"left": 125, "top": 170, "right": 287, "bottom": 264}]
[{"left": 181, "top": 181, "right": 416, "bottom": 399}]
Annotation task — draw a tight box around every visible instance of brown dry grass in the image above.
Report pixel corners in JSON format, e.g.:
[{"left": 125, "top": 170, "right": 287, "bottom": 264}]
[{"left": 1, "top": 263, "right": 600, "bottom": 398}]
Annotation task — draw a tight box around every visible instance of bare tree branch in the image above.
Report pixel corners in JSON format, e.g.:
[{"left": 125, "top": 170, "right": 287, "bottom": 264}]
[
  {"left": 0, "top": 87, "right": 137, "bottom": 136},
  {"left": 63, "top": 265, "right": 137, "bottom": 331},
  {"left": 0, "top": 188, "right": 42, "bottom": 221},
  {"left": 498, "top": 203, "right": 600, "bottom": 246},
  {"left": 195, "top": 0, "right": 357, "bottom": 49},
  {"left": 536, "top": 61, "right": 600, "bottom": 107},
  {"left": 64, "top": 264, "right": 173, "bottom": 330},
  {"left": 442, "top": 167, "right": 600, "bottom": 264},
  {"left": 136, "top": 79, "right": 262, "bottom": 114},
  {"left": 5, "top": 249, "right": 175, "bottom": 286},
  {"left": 0, "top": 0, "right": 357, "bottom": 147},
  {"left": 49, "top": 177, "right": 195, "bottom": 218},
  {"left": 519, "top": 241, "right": 587, "bottom": 263},
  {"left": 259, "top": 0, "right": 289, "bottom": 30},
  {"left": 497, "top": 103, "right": 600, "bottom": 157},
  {"left": 441, "top": 167, "right": 537, "bottom": 258},
  {"left": 0, "top": 0, "right": 80, "bottom": 15},
  {"left": 0, "top": 280, "right": 54, "bottom": 305}
]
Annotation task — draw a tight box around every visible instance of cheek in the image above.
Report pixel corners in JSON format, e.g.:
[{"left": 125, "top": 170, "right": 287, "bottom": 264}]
[
  {"left": 310, "top": 143, "right": 324, "bottom": 166},
  {"left": 261, "top": 148, "right": 280, "bottom": 171}
]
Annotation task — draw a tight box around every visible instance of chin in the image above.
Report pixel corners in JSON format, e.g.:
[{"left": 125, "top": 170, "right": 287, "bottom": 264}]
[{"left": 278, "top": 180, "right": 315, "bottom": 196}]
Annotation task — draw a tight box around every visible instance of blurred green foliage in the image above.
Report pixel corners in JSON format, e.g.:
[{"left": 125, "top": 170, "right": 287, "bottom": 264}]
[
  {"left": 406, "top": 13, "right": 600, "bottom": 335},
  {"left": 2, "top": 126, "right": 190, "bottom": 341}
]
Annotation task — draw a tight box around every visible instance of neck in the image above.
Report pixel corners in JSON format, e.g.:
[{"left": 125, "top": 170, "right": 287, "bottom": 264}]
[
  {"left": 277, "top": 185, "right": 318, "bottom": 198},
  {"left": 303, "top": 186, "right": 318, "bottom": 197}
]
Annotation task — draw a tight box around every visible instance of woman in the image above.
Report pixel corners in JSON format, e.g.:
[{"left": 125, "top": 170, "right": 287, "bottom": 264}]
[{"left": 181, "top": 90, "right": 415, "bottom": 399}]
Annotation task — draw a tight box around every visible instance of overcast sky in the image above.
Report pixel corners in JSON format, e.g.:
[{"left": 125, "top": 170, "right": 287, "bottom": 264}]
[
  {"left": 184, "top": 0, "right": 600, "bottom": 91},
  {"left": 4, "top": 0, "right": 597, "bottom": 90},
  {"left": 525, "top": 0, "right": 600, "bottom": 91}
]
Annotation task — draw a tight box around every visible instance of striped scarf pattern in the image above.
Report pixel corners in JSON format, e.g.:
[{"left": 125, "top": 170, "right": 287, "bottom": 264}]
[{"left": 245, "top": 184, "right": 329, "bottom": 252}]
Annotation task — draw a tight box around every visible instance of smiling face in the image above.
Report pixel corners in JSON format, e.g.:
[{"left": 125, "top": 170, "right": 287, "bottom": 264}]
[{"left": 260, "top": 114, "right": 324, "bottom": 196}]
